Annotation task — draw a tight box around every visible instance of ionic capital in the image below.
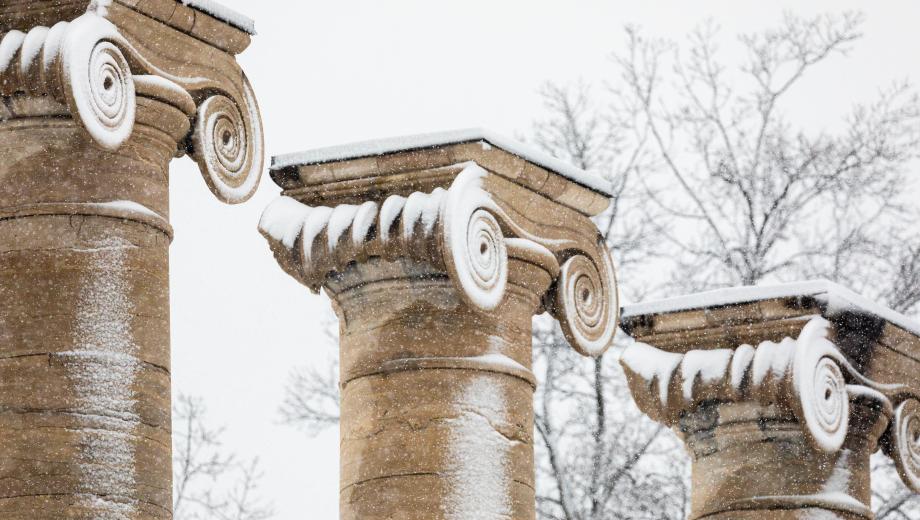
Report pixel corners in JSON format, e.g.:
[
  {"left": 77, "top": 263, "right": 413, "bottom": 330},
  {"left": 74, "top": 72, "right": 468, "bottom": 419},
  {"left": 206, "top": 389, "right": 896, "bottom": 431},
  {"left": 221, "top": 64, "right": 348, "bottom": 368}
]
[
  {"left": 620, "top": 281, "right": 920, "bottom": 519},
  {"left": 0, "top": 0, "right": 264, "bottom": 203},
  {"left": 260, "top": 129, "right": 620, "bottom": 357}
]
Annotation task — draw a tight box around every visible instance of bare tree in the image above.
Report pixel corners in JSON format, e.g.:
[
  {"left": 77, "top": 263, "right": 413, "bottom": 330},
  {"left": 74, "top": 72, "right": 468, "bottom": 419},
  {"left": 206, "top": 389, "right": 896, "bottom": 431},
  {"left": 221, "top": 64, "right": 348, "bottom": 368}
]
[
  {"left": 279, "top": 357, "right": 340, "bottom": 435},
  {"left": 173, "top": 394, "right": 274, "bottom": 520},
  {"left": 873, "top": 454, "right": 920, "bottom": 519},
  {"left": 278, "top": 316, "right": 340, "bottom": 436},
  {"left": 613, "top": 13, "right": 920, "bottom": 298},
  {"left": 529, "top": 81, "right": 688, "bottom": 520}
]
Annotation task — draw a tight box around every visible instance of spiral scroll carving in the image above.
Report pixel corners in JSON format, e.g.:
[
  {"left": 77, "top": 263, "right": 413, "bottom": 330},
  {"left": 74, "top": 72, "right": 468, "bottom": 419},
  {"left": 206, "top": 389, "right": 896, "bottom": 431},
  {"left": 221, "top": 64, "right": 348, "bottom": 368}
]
[
  {"left": 440, "top": 168, "right": 508, "bottom": 311},
  {"left": 792, "top": 350, "right": 850, "bottom": 453},
  {"left": 67, "top": 39, "right": 135, "bottom": 148},
  {"left": 554, "top": 252, "right": 618, "bottom": 357},
  {"left": 889, "top": 399, "right": 920, "bottom": 492},
  {"left": 191, "top": 75, "right": 264, "bottom": 204},
  {"left": 447, "top": 208, "right": 507, "bottom": 310},
  {"left": 0, "top": 16, "right": 136, "bottom": 150}
]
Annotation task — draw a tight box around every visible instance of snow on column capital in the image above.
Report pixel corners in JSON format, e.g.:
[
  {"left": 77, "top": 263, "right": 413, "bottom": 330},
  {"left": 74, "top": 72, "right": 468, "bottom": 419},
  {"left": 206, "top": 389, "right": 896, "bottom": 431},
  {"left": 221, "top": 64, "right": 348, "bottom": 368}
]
[
  {"left": 618, "top": 280, "right": 920, "bottom": 520},
  {"left": 260, "top": 128, "right": 620, "bottom": 357},
  {"left": 0, "top": 0, "right": 265, "bottom": 204},
  {"left": 0, "top": 2, "right": 262, "bottom": 518},
  {"left": 259, "top": 129, "right": 621, "bottom": 520}
]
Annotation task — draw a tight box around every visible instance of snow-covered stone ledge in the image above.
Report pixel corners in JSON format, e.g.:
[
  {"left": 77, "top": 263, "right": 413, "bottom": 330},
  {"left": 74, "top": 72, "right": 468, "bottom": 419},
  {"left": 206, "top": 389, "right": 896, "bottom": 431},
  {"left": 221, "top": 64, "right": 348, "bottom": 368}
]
[
  {"left": 0, "top": 2, "right": 263, "bottom": 518},
  {"left": 260, "top": 130, "right": 621, "bottom": 519},
  {"left": 619, "top": 281, "right": 920, "bottom": 520}
]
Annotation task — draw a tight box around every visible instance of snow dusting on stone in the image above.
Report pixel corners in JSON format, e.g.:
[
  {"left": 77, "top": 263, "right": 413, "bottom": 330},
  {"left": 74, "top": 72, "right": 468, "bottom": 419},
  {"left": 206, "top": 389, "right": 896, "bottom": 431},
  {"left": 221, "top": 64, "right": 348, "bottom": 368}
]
[
  {"left": 378, "top": 195, "right": 407, "bottom": 241},
  {"left": 621, "top": 317, "right": 829, "bottom": 409},
  {"left": 270, "top": 128, "right": 613, "bottom": 196},
  {"left": 301, "top": 207, "right": 334, "bottom": 261},
  {"left": 90, "top": 200, "right": 164, "bottom": 221},
  {"left": 259, "top": 196, "right": 312, "bottom": 248},
  {"left": 439, "top": 164, "right": 508, "bottom": 311},
  {"left": 63, "top": 238, "right": 140, "bottom": 517},
  {"left": 258, "top": 164, "right": 510, "bottom": 313},
  {"left": 444, "top": 375, "right": 513, "bottom": 519},
  {"left": 87, "top": 0, "right": 112, "bottom": 16},
  {"left": 621, "top": 279, "right": 920, "bottom": 336},
  {"left": 473, "top": 353, "right": 530, "bottom": 374},
  {"left": 351, "top": 201, "right": 378, "bottom": 245},
  {"left": 326, "top": 204, "right": 360, "bottom": 250},
  {"left": 619, "top": 342, "right": 682, "bottom": 405},
  {"left": 402, "top": 188, "right": 445, "bottom": 238},
  {"left": 680, "top": 349, "right": 732, "bottom": 401},
  {"left": 750, "top": 337, "right": 796, "bottom": 386},
  {"left": 180, "top": 0, "right": 256, "bottom": 34},
  {"left": 822, "top": 450, "right": 855, "bottom": 497}
]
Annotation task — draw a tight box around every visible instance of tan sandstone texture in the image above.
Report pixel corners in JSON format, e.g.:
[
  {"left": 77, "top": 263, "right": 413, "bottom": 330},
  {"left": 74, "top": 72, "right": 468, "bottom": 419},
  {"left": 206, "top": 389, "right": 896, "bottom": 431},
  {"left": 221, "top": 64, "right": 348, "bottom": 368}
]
[
  {"left": 0, "top": 1, "right": 262, "bottom": 518},
  {"left": 619, "top": 282, "right": 920, "bottom": 520},
  {"left": 260, "top": 131, "right": 621, "bottom": 520}
]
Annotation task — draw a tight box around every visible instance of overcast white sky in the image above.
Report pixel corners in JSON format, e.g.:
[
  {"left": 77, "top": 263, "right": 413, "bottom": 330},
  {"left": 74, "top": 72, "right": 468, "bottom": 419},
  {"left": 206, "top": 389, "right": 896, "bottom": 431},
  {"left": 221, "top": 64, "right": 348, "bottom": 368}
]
[{"left": 166, "top": 2, "right": 920, "bottom": 518}]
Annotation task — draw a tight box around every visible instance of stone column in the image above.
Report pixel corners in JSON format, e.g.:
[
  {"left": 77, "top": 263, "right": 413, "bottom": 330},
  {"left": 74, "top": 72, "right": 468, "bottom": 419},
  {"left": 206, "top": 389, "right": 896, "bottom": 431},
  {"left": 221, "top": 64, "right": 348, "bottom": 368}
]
[
  {"left": 0, "top": 2, "right": 263, "bottom": 518},
  {"left": 618, "top": 282, "right": 920, "bottom": 520},
  {"left": 260, "top": 131, "right": 620, "bottom": 520}
]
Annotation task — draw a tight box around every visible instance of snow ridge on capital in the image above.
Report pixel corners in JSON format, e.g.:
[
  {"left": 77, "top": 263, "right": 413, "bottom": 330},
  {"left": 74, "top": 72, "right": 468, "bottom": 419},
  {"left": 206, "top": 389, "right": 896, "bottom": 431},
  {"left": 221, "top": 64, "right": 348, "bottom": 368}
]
[
  {"left": 180, "top": 0, "right": 256, "bottom": 34},
  {"left": 270, "top": 128, "right": 614, "bottom": 197}
]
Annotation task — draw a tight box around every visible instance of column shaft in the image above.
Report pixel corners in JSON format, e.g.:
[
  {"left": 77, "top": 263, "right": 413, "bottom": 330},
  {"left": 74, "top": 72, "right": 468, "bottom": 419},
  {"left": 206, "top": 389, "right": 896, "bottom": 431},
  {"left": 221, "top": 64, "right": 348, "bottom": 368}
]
[
  {"left": 0, "top": 109, "right": 178, "bottom": 518},
  {"left": 334, "top": 259, "right": 546, "bottom": 520}
]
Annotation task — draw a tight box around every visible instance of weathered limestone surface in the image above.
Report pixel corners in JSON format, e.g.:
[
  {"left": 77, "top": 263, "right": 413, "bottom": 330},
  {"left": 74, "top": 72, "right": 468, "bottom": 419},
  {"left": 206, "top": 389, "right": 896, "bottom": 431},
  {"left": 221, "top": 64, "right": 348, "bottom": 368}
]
[
  {"left": 260, "top": 133, "right": 620, "bottom": 519},
  {"left": 334, "top": 259, "right": 543, "bottom": 520},
  {"left": 0, "top": 1, "right": 262, "bottom": 518},
  {"left": 619, "top": 282, "right": 920, "bottom": 519}
]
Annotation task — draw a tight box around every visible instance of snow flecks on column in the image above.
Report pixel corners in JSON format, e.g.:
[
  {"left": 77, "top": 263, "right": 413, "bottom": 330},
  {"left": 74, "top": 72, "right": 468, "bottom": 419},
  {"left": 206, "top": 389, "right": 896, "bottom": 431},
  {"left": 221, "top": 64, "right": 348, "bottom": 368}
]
[
  {"left": 62, "top": 238, "right": 140, "bottom": 518},
  {"left": 815, "top": 450, "right": 864, "bottom": 510},
  {"left": 443, "top": 375, "right": 514, "bottom": 520}
]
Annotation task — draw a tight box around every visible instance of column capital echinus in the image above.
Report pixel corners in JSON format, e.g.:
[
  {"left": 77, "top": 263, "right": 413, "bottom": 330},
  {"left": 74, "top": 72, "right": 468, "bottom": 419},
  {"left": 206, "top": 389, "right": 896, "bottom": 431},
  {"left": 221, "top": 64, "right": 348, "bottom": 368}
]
[
  {"left": 619, "top": 281, "right": 920, "bottom": 520},
  {"left": 0, "top": 0, "right": 264, "bottom": 204},
  {"left": 259, "top": 128, "right": 620, "bottom": 358}
]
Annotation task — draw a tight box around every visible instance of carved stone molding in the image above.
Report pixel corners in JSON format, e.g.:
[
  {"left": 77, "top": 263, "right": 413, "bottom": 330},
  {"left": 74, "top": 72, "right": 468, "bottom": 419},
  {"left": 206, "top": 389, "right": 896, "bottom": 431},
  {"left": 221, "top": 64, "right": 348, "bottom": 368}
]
[
  {"left": 260, "top": 130, "right": 620, "bottom": 519},
  {"left": 887, "top": 398, "right": 920, "bottom": 493},
  {"left": 0, "top": 0, "right": 264, "bottom": 203},
  {"left": 261, "top": 136, "right": 620, "bottom": 357},
  {"left": 619, "top": 281, "right": 920, "bottom": 519},
  {"left": 622, "top": 317, "right": 908, "bottom": 453},
  {"left": 261, "top": 161, "right": 618, "bottom": 356}
]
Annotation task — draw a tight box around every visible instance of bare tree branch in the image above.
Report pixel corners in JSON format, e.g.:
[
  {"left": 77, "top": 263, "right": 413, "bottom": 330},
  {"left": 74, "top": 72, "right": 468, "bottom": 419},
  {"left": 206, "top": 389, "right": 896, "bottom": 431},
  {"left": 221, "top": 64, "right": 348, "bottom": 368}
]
[{"left": 173, "top": 394, "right": 274, "bottom": 520}]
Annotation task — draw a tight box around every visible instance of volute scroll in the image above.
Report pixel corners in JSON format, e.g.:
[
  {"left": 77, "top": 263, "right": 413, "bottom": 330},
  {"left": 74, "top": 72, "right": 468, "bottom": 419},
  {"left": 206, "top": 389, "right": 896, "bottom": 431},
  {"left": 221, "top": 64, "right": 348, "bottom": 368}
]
[
  {"left": 884, "top": 397, "right": 920, "bottom": 492},
  {"left": 0, "top": 16, "right": 137, "bottom": 150},
  {"left": 190, "top": 74, "right": 264, "bottom": 204},
  {"left": 548, "top": 242, "right": 619, "bottom": 358},
  {"left": 0, "top": 10, "right": 265, "bottom": 204}
]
